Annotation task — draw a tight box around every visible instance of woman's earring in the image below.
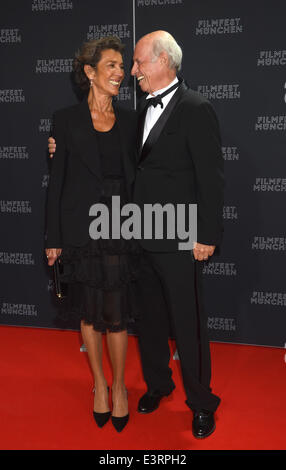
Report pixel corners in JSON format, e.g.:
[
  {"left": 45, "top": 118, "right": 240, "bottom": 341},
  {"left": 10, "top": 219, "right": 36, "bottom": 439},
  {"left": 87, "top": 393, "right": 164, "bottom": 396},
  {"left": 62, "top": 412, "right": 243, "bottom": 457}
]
[{"left": 90, "top": 79, "right": 93, "bottom": 87}]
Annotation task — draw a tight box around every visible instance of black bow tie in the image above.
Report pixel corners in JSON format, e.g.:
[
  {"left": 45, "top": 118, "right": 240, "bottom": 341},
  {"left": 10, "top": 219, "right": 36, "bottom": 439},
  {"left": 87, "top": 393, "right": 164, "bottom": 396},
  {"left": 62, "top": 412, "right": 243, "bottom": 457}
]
[
  {"left": 148, "top": 95, "right": 164, "bottom": 109},
  {"left": 146, "top": 80, "right": 180, "bottom": 109}
]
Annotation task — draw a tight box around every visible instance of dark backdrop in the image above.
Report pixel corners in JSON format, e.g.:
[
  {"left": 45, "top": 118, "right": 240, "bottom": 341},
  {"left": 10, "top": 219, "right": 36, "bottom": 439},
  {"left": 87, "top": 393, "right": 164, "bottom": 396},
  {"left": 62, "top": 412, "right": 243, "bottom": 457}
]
[{"left": 0, "top": 0, "right": 285, "bottom": 347}]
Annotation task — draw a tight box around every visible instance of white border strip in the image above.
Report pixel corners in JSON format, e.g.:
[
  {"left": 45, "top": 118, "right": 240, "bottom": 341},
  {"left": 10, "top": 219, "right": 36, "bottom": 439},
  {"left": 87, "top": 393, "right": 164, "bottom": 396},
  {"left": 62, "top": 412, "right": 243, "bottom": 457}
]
[{"left": 132, "top": 0, "right": 136, "bottom": 110}]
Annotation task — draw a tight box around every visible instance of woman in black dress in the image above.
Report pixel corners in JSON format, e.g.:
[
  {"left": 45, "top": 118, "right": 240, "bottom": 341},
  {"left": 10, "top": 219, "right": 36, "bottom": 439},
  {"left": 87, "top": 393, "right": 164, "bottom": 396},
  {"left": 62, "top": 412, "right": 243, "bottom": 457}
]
[{"left": 45, "top": 37, "right": 139, "bottom": 432}]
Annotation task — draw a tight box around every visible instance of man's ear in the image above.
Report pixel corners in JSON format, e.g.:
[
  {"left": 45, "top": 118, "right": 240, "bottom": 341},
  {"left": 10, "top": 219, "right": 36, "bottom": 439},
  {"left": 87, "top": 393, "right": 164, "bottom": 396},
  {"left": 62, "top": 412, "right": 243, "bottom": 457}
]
[{"left": 160, "top": 52, "right": 168, "bottom": 67}]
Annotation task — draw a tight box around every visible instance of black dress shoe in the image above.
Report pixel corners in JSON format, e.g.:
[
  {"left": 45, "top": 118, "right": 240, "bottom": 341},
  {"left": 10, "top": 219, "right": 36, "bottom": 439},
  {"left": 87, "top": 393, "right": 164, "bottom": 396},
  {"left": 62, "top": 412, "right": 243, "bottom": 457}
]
[
  {"left": 192, "top": 410, "right": 215, "bottom": 439},
  {"left": 111, "top": 388, "right": 129, "bottom": 432},
  {"left": 93, "top": 410, "right": 111, "bottom": 428},
  {"left": 93, "top": 386, "right": 111, "bottom": 428},
  {"left": 137, "top": 391, "right": 172, "bottom": 414},
  {"left": 111, "top": 414, "right": 129, "bottom": 432}
]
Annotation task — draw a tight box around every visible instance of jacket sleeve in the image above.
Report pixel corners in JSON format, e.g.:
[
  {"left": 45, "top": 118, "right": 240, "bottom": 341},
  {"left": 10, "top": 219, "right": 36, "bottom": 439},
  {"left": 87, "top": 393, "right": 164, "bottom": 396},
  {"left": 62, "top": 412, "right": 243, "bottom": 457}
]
[
  {"left": 45, "top": 110, "right": 67, "bottom": 248},
  {"left": 187, "top": 102, "right": 224, "bottom": 246}
]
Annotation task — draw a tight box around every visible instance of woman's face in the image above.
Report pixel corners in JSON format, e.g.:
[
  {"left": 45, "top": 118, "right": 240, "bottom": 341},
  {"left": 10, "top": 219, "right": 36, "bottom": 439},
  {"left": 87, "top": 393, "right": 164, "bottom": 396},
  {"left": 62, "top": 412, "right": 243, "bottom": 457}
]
[{"left": 91, "top": 48, "right": 124, "bottom": 97}]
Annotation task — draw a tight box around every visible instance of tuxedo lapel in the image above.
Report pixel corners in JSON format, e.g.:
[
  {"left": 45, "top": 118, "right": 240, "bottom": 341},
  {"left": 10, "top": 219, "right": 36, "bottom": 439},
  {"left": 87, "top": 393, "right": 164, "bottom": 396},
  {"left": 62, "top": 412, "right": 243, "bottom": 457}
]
[
  {"left": 138, "top": 81, "right": 188, "bottom": 165},
  {"left": 136, "top": 99, "right": 148, "bottom": 159},
  {"left": 73, "top": 99, "right": 102, "bottom": 181}
]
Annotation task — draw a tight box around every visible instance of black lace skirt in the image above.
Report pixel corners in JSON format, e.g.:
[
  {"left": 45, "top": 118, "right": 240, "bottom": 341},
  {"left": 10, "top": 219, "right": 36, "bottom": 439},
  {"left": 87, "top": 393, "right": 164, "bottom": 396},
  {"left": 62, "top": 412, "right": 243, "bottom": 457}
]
[{"left": 57, "top": 178, "right": 142, "bottom": 332}]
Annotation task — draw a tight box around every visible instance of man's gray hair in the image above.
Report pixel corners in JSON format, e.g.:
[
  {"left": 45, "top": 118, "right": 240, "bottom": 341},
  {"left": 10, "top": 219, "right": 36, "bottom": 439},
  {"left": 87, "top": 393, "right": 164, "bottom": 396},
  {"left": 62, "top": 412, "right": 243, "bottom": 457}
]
[{"left": 152, "top": 35, "right": 182, "bottom": 71}]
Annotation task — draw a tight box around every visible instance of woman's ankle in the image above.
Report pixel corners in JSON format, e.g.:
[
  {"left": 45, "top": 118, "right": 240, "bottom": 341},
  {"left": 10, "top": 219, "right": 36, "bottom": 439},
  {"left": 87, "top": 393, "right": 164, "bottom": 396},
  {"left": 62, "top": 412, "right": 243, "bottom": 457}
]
[
  {"left": 94, "top": 379, "right": 108, "bottom": 391},
  {"left": 112, "top": 382, "right": 127, "bottom": 392}
]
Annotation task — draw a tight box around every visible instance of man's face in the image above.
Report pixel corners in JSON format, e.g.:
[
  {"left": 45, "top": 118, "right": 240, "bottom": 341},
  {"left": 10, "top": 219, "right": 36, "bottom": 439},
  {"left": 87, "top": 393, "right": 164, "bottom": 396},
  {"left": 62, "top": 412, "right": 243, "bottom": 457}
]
[{"left": 131, "top": 39, "right": 163, "bottom": 94}]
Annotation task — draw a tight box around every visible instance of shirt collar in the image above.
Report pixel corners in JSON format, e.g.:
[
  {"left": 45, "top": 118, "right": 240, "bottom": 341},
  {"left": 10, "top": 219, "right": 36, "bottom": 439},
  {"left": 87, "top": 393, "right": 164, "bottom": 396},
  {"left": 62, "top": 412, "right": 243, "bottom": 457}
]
[{"left": 146, "top": 77, "right": 179, "bottom": 100}]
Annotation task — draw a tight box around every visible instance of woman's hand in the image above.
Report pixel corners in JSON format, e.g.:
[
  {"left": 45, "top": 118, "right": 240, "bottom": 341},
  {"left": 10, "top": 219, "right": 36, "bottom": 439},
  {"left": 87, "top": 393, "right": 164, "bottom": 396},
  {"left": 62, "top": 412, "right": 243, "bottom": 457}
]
[
  {"left": 45, "top": 248, "right": 62, "bottom": 266},
  {"left": 48, "top": 137, "right": 56, "bottom": 158}
]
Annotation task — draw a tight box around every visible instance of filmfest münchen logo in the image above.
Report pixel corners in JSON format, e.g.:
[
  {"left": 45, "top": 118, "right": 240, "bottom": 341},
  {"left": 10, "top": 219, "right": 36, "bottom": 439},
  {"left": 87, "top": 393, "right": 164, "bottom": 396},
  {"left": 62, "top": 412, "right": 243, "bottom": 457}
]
[
  {"left": 114, "top": 87, "right": 131, "bottom": 102},
  {"left": 252, "top": 236, "right": 286, "bottom": 251},
  {"left": 255, "top": 115, "right": 286, "bottom": 131},
  {"left": 35, "top": 59, "right": 73, "bottom": 73},
  {"left": 39, "top": 118, "right": 51, "bottom": 133},
  {"left": 257, "top": 50, "right": 286, "bottom": 67},
  {"left": 222, "top": 146, "right": 239, "bottom": 161},
  {"left": 0, "top": 90, "right": 25, "bottom": 103},
  {"left": 223, "top": 206, "right": 238, "bottom": 220},
  {"left": 196, "top": 18, "right": 242, "bottom": 35},
  {"left": 0, "top": 146, "right": 29, "bottom": 160},
  {"left": 208, "top": 316, "right": 236, "bottom": 332},
  {"left": 47, "top": 279, "right": 54, "bottom": 292},
  {"left": 0, "top": 29, "right": 21, "bottom": 44},
  {"left": 87, "top": 24, "right": 130, "bottom": 40},
  {"left": 0, "top": 252, "right": 35, "bottom": 265},
  {"left": 1, "top": 302, "right": 38, "bottom": 317},
  {"left": 0, "top": 201, "right": 32, "bottom": 214},
  {"left": 253, "top": 178, "right": 286, "bottom": 192},
  {"left": 251, "top": 292, "right": 286, "bottom": 307},
  {"left": 197, "top": 84, "right": 240, "bottom": 100},
  {"left": 137, "top": 0, "right": 183, "bottom": 6},
  {"left": 32, "top": 0, "right": 73, "bottom": 11},
  {"left": 203, "top": 262, "right": 237, "bottom": 276},
  {"left": 42, "top": 174, "right": 50, "bottom": 188}
]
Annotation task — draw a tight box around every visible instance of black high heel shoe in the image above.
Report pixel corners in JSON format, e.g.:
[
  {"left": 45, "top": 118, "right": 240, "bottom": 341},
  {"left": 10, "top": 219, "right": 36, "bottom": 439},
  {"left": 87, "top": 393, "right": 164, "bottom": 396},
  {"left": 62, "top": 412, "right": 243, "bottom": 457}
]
[
  {"left": 93, "top": 386, "right": 111, "bottom": 428},
  {"left": 111, "top": 414, "right": 129, "bottom": 432},
  {"left": 111, "top": 388, "right": 129, "bottom": 433}
]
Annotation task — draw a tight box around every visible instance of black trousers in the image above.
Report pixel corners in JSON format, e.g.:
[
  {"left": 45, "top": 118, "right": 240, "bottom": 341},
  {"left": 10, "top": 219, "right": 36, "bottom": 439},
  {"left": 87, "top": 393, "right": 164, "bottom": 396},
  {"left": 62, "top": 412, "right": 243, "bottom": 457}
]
[{"left": 136, "top": 250, "right": 221, "bottom": 412}]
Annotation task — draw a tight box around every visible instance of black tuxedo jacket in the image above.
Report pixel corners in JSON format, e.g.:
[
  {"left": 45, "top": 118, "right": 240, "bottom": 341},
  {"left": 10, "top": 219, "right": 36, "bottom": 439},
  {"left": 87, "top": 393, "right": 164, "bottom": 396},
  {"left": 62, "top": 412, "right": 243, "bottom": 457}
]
[
  {"left": 45, "top": 99, "right": 137, "bottom": 248},
  {"left": 134, "top": 80, "right": 224, "bottom": 252}
]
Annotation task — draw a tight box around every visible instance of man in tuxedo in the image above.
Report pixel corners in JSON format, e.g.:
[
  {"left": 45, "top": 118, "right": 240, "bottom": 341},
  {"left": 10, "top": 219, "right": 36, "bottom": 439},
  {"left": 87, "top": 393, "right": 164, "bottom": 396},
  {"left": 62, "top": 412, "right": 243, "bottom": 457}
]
[{"left": 131, "top": 31, "right": 224, "bottom": 439}]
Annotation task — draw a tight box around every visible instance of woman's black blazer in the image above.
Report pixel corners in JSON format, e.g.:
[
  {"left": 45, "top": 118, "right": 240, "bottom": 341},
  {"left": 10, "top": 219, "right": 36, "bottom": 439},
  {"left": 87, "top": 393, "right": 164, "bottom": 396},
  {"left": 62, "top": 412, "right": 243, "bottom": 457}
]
[{"left": 45, "top": 99, "right": 137, "bottom": 248}]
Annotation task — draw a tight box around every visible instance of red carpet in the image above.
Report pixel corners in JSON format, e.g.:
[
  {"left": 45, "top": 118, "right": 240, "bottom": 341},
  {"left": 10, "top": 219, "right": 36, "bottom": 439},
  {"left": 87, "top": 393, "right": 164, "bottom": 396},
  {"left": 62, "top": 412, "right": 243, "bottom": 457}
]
[{"left": 0, "top": 325, "right": 285, "bottom": 450}]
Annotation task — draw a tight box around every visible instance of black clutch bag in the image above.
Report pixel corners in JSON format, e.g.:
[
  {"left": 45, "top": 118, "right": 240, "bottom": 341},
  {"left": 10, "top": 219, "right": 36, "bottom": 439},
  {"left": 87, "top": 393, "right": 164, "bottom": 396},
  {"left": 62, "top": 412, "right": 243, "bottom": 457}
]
[{"left": 53, "top": 258, "right": 67, "bottom": 299}]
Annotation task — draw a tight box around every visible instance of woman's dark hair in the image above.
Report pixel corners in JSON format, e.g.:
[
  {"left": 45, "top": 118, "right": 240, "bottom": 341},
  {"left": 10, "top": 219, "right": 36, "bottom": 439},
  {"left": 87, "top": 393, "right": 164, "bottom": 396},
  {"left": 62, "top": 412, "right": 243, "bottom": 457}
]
[{"left": 73, "top": 36, "right": 125, "bottom": 91}]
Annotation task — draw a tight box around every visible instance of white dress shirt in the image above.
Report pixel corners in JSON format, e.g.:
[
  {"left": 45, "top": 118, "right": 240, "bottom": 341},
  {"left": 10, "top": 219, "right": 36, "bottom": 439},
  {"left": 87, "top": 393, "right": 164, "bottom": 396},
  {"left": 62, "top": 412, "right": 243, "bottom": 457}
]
[{"left": 142, "top": 77, "right": 179, "bottom": 146}]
